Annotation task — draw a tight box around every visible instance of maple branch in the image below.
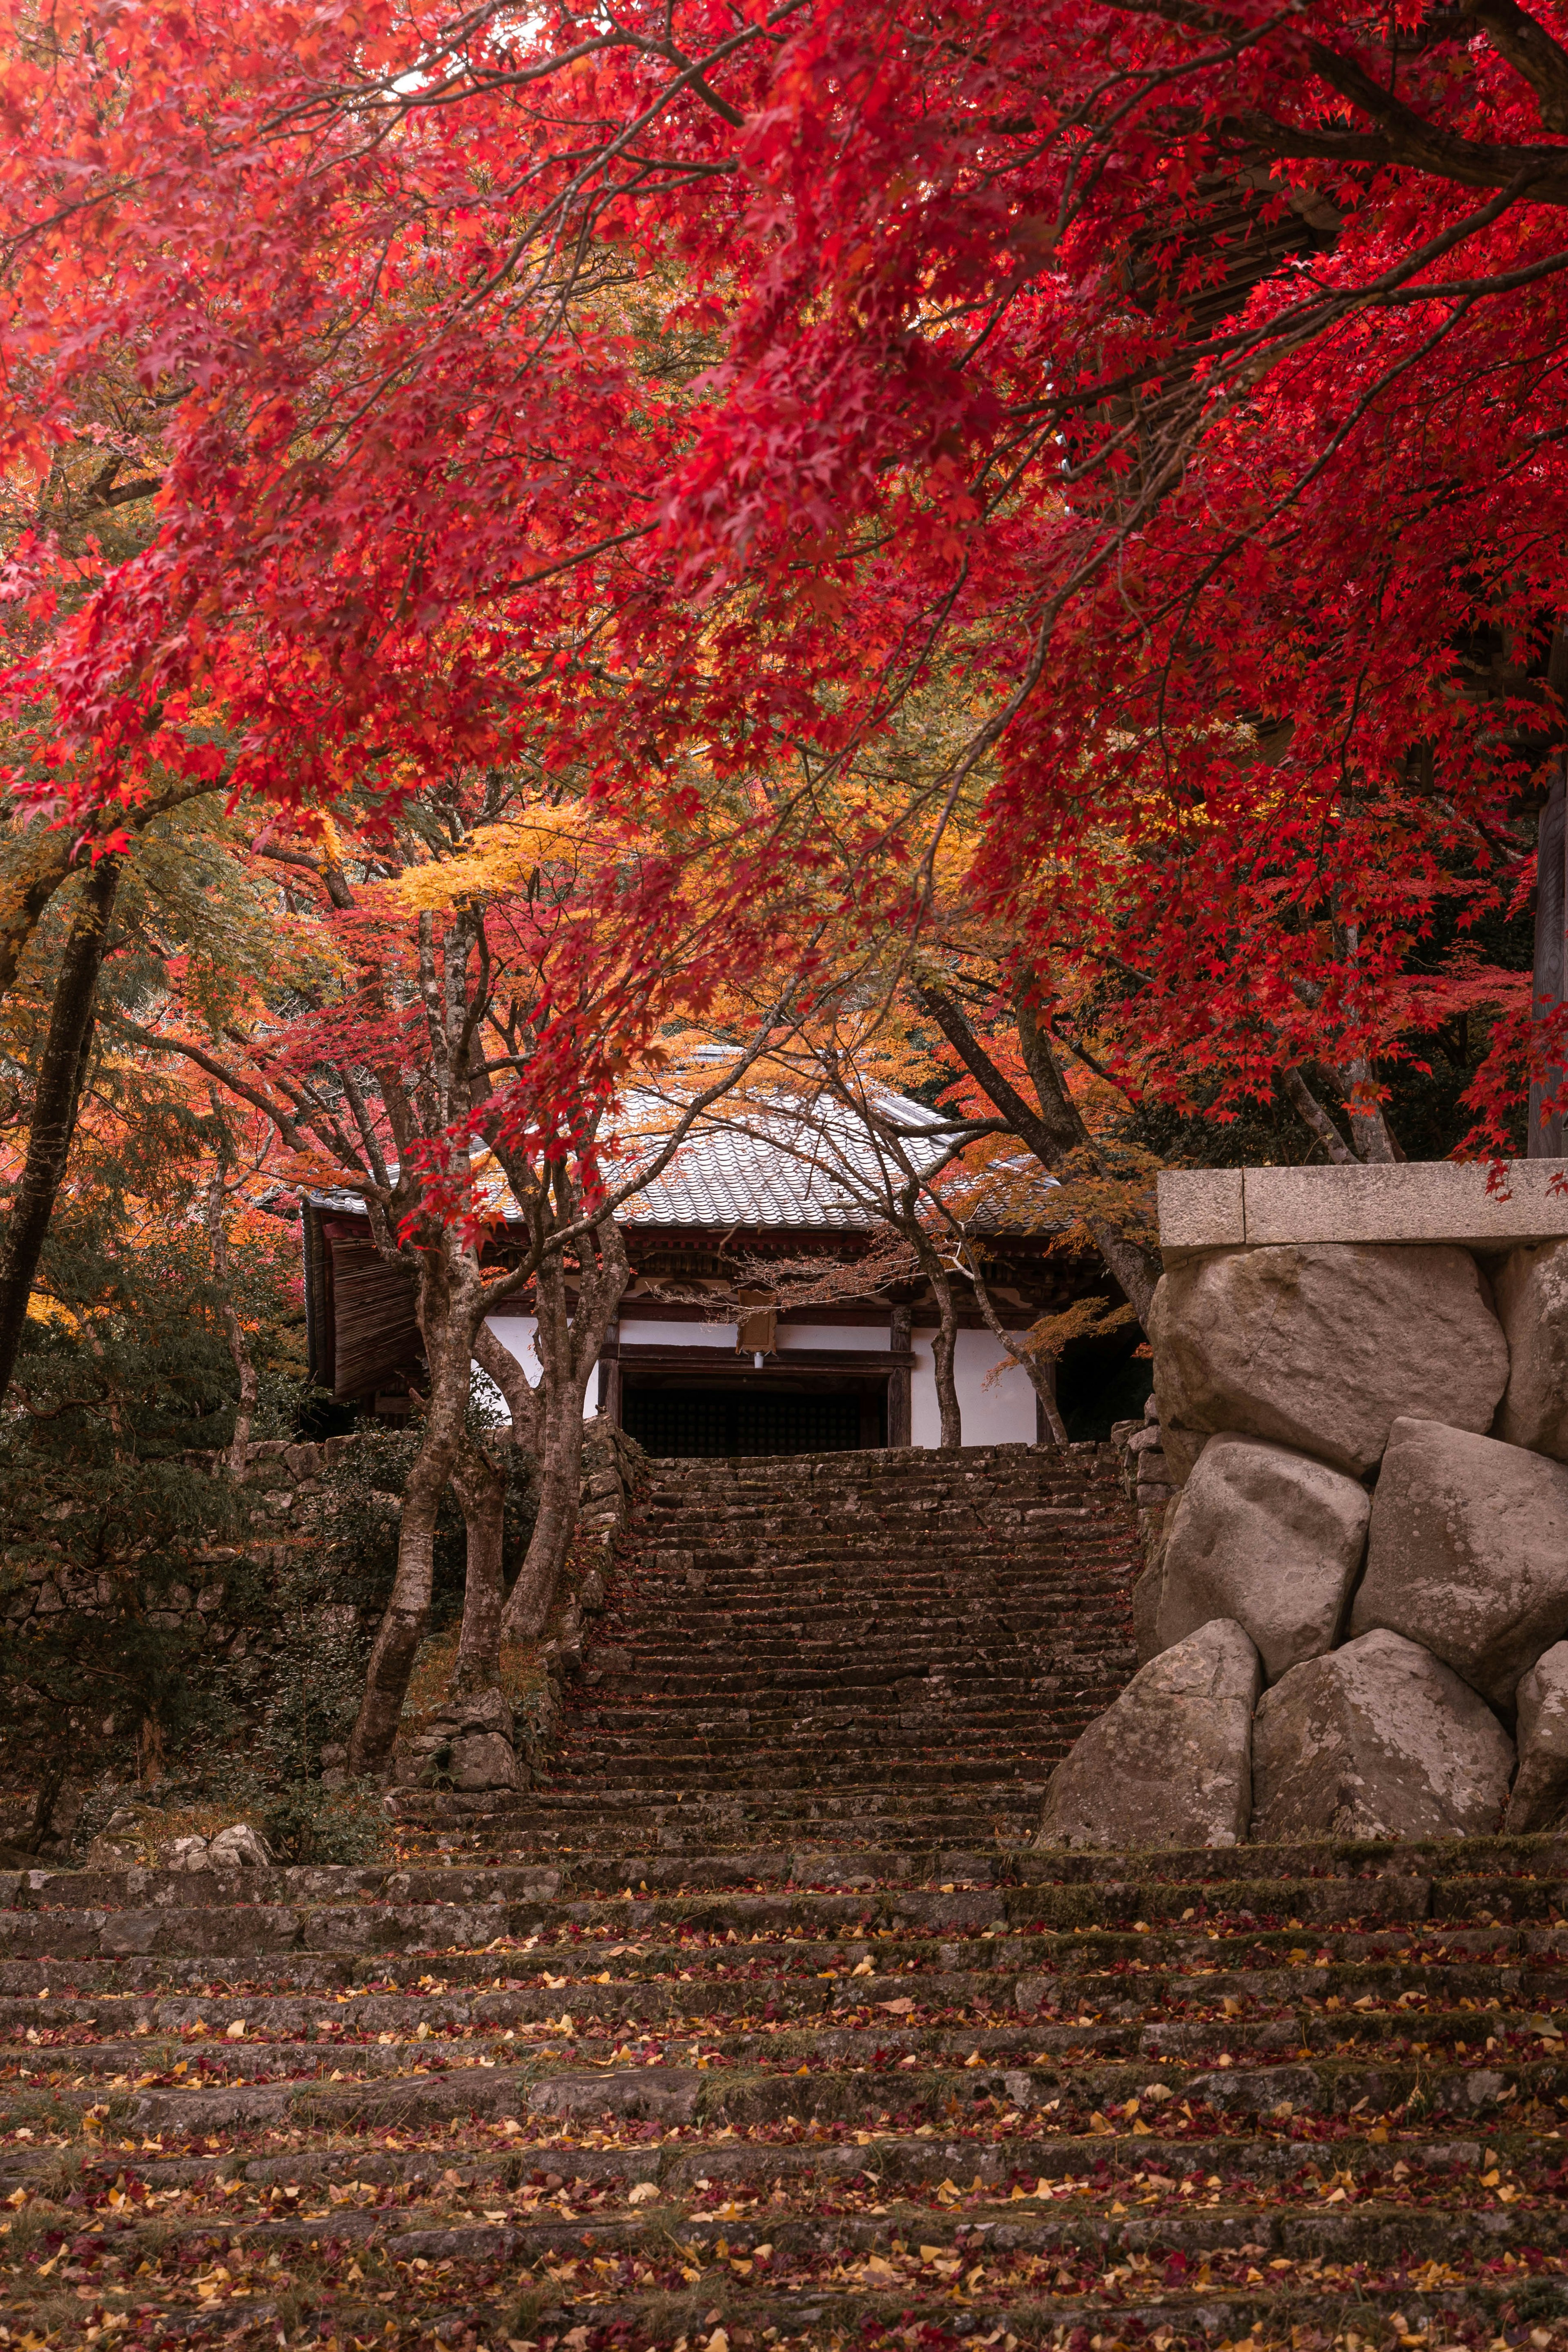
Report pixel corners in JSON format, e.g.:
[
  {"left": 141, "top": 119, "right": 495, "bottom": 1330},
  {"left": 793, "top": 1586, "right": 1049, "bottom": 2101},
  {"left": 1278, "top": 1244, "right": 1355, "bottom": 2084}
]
[
  {"left": 254, "top": 843, "right": 353, "bottom": 910},
  {"left": 1468, "top": 0, "right": 1568, "bottom": 135},
  {"left": 1301, "top": 35, "right": 1568, "bottom": 196},
  {"left": 916, "top": 984, "right": 1085, "bottom": 1165},
  {"left": 914, "top": 981, "right": 1161, "bottom": 1325},
  {"left": 0, "top": 783, "right": 225, "bottom": 1004},
  {"left": 1279, "top": 1066, "right": 1357, "bottom": 1165},
  {"left": 111, "top": 1020, "right": 309, "bottom": 1153}
]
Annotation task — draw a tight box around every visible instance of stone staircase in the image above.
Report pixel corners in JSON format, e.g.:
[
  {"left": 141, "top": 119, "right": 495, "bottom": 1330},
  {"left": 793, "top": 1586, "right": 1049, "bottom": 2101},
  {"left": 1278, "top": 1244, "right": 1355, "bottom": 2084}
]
[
  {"left": 4, "top": 1445, "right": 1568, "bottom": 2347},
  {"left": 398, "top": 1442, "right": 1143, "bottom": 1858}
]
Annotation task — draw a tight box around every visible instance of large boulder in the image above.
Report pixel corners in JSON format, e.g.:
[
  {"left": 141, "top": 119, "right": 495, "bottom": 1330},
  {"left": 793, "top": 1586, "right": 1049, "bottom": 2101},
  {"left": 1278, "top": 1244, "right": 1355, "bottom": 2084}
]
[
  {"left": 1131, "top": 1494, "right": 1180, "bottom": 1665},
  {"left": 1150, "top": 1245, "right": 1508, "bottom": 1476},
  {"left": 1505, "top": 1641, "right": 1568, "bottom": 1832},
  {"left": 1155, "top": 1433, "right": 1369, "bottom": 1684},
  {"left": 1251, "top": 1628, "right": 1514, "bottom": 1842},
  {"left": 1131, "top": 1553, "right": 1166, "bottom": 1666},
  {"left": 1348, "top": 1417, "right": 1568, "bottom": 1709},
  {"left": 1494, "top": 1241, "right": 1568, "bottom": 1462},
  {"left": 1038, "top": 1618, "right": 1261, "bottom": 1850}
]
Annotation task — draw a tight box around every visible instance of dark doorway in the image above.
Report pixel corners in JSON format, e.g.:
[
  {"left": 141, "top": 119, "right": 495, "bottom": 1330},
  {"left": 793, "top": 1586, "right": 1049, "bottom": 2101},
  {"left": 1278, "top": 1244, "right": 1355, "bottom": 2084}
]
[
  {"left": 1057, "top": 1327, "right": 1152, "bottom": 1441},
  {"left": 623, "top": 1385, "right": 879, "bottom": 1458}
]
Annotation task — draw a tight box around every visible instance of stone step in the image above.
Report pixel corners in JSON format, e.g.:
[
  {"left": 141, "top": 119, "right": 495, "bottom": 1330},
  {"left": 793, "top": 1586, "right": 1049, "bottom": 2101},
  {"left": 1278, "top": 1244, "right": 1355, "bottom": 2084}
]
[{"left": 4, "top": 1835, "right": 1568, "bottom": 2346}]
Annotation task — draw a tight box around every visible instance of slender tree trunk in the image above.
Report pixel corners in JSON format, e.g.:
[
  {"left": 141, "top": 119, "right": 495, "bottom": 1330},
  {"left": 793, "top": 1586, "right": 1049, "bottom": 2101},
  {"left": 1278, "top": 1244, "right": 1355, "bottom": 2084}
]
[
  {"left": 911, "top": 1237, "right": 962, "bottom": 1450},
  {"left": 1336, "top": 1055, "right": 1400, "bottom": 1162},
  {"left": 473, "top": 1321, "right": 542, "bottom": 1452},
  {"left": 348, "top": 1264, "right": 475, "bottom": 1773},
  {"left": 1279, "top": 1067, "right": 1357, "bottom": 1164},
  {"left": 0, "top": 855, "right": 121, "bottom": 1406},
  {"left": 450, "top": 1432, "right": 508, "bottom": 1694},
  {"left": 962, "top": 1256, "right": 1071, "bottom": 1446},
  {"left": 503, "top": 1384, "right": 586, "bottom": 1642},
  {"left": 205, "top": 1159, "right": 257, "bottom": 1479},
  {"left": 499, "top": 1255, "right": 586, "bottom": 1642},
  {"left": 499, "top": 1217, "right": 628, "bottom": 1643}
]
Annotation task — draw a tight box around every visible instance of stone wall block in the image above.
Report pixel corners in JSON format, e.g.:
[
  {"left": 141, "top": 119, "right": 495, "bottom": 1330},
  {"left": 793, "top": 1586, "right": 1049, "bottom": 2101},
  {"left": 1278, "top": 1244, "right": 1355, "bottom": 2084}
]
[
  {"left": 1038, "top": 1617, "right": 1261, "bottom": 1850},
  {"left": 1251, "top": 1628, "right": 1514, "bottom": 1842},
  {"left": 1350, "top": 1416, "right": 1568, "bottom": 1708},
  {"left": 392, "top": 1686, "right": 522, "bottom": 1793},
  {"left": 1506, "top": 1641, "right": 1568, "bottom": 1831},
  {"left": 1494, "top": 1241, "right": 1568, "bottom": 1461},
  {"left": 1150, "top": 1243, "right": 1508, "bottom": 1476},
  {"left": 1154, "top": 1433, "right": 1369, "bottom": 1684}
]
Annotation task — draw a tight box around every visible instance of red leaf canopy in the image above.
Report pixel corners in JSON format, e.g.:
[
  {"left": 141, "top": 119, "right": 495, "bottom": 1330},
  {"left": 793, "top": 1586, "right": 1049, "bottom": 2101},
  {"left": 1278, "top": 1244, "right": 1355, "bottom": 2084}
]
[{"left": 7, "top": 0, "right": 1568, "bottom": 1134}]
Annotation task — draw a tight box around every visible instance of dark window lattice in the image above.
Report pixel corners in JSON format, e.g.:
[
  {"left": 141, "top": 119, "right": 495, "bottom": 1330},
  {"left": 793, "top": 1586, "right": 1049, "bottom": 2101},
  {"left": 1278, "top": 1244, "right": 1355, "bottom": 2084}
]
[{"left": 623, "top": 1388, "right": 866, "bottom": 1458}]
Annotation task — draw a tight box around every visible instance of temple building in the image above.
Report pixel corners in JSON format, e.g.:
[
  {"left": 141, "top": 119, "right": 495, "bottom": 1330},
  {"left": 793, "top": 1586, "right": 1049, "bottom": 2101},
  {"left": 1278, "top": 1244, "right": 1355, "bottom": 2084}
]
[{"left": 301, "top": 1092, "right": 1143, "bottom": 1454}]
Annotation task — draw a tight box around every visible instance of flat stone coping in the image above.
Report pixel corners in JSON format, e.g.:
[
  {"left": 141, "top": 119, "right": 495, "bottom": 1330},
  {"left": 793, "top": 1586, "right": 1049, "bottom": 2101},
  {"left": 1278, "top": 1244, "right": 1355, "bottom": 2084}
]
[{"left": 1158, "top": 1160, "right": 1568, "bottom": 1253}]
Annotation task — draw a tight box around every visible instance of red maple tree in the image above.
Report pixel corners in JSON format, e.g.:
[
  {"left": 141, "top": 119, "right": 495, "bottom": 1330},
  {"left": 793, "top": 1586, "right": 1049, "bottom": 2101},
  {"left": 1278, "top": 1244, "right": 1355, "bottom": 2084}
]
[{"left": 8, "top": 0, "right": 1568, "bottom": 1233}]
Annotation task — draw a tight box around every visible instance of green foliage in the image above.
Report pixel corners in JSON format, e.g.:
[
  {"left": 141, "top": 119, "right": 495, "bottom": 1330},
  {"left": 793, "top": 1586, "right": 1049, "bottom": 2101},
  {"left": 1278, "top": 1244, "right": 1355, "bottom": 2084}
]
[
  {"left": 307, "top": 1414, "right": 539, "bottom": 1638},
  {"left": 0, "top": 1205, "right": 265, "bottom": 1800},
  {"left": 258, "top": 1778, "right": 390, "bottom": 1866},
  {"left": 0, "top": 1179, "right": 537, "bottom": 1843}
]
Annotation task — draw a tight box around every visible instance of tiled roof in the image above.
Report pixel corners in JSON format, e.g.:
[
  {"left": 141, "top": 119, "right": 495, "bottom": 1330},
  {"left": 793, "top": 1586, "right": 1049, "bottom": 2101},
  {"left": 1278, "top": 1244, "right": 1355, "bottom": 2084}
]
[
  {"left": 307, "top": 1088, "right": 1058, "bottom": 1236},
  {"left": 621, "top": 1092, "right": 953, "bottom": 1230}
]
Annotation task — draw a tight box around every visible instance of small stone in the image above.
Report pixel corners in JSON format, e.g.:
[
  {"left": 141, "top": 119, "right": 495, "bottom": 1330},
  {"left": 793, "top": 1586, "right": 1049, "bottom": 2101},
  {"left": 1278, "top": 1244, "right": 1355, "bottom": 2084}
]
[
  {"left": 1155, "top": 1433, "right": 1369, "bottom": 1684},
  {"left": 86, "top": 1838, "right": 137, "bottom": 1866},
  {"left": 1350, "top": 1417, "right": 1568, "bottom": 1708},
  {"left": 207, "top": 1823, "right": 273, "bottom": 1869},
  {"left": 1038, "top": 1618, "right": 1261, "bottom": 1849},
  {"left": 160, "top": 1835, "right": 211, "bottom": 1873},
  {"left": 1506, "top": 1641, "right": 1568, "bottom": 1832},
  {"left": 1251, "top": 1628, "right": 1514, "bottom": 1842}
]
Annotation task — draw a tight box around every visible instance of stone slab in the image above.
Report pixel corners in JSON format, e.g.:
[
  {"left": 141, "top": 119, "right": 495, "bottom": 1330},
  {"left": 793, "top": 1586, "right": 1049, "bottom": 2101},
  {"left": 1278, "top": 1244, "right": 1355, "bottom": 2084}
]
[
  {"left": 1157, "top": 1158, "right": 1568, "bottom": 1254},
  {"left": 1156, "top": 1169, "right": 1246, "bottom": 1250}
]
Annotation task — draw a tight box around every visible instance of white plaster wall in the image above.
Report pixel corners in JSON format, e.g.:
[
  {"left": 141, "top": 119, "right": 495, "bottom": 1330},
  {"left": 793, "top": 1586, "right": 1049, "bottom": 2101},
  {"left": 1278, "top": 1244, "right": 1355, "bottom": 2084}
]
[
  {"left": 618, "top": 1317, "right": 738, "bottom": 1349},
  {"left": 775, "top": 1322, "right": 889, "bottom": 1351},
  {"left": 911, "top": 1327, "right": 1036, "bottom": 1448},
  {"left": 478, "top": 1313, "right": 600, "bottom": 1422}
]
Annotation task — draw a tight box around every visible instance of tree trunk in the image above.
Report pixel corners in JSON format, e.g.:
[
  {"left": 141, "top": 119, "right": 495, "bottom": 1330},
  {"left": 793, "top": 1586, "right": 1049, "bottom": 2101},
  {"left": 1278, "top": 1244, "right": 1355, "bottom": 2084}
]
[
  {"left": 499, "top": 1216, "right": 628, "bottom": 1643},
  {"left": 962, "top": 1255, "right": 1071, "bottom": 1446},
  {"left": 473, "top": 1321, "right": 542, "bottom": 1452},
  {"left": 911, "top": 1238, "right": 962, "bottom": 1450},
  {"left": 1336, "top": 1056, "right": 1400, "bottom": 1163},
  {"left": 1279, "top": 1067, "right": 1356, "bottom": 1163},
  {"left": 932, "top": 1312, "right": 962, "bottom": 1448},
  {"left": 0, "top": 855, "right": 121, "bottom": 1406},
  {"left": 1532, "top": 761, "right": 1568, "bottom": 1156},
  {"left": 502, "top": 1383, "right": 585, "bottom": 1641},
  {"left": 450, "top": 1432, "right": 508, "bottom": 1694},
  {"left": 887, "top": 1305, "right": 913, "bottom": 1446},
  {"left": 348, "top": 1267, "right": 474, "bottom": 1773}
]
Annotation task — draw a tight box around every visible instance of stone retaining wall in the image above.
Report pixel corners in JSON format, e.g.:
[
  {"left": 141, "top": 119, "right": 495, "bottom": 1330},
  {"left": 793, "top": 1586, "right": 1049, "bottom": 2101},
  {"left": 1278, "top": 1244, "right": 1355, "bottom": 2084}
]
[
  {"left": 1043, "top": 1160, "right": 1568, "bottom": 1851},
  {"left": 1, "top": 1435, "right": 357, "bottom": 1656},
  {"left": 4, "top": 1421, "right": 648, "bottom": 1837}
]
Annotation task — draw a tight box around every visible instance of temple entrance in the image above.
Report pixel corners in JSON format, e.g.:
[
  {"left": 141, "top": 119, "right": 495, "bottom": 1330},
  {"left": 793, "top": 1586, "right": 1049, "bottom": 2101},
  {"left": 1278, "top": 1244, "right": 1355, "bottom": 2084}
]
[{"left": 622, "top": 1383, "right": 884, "bottom": 1458}]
